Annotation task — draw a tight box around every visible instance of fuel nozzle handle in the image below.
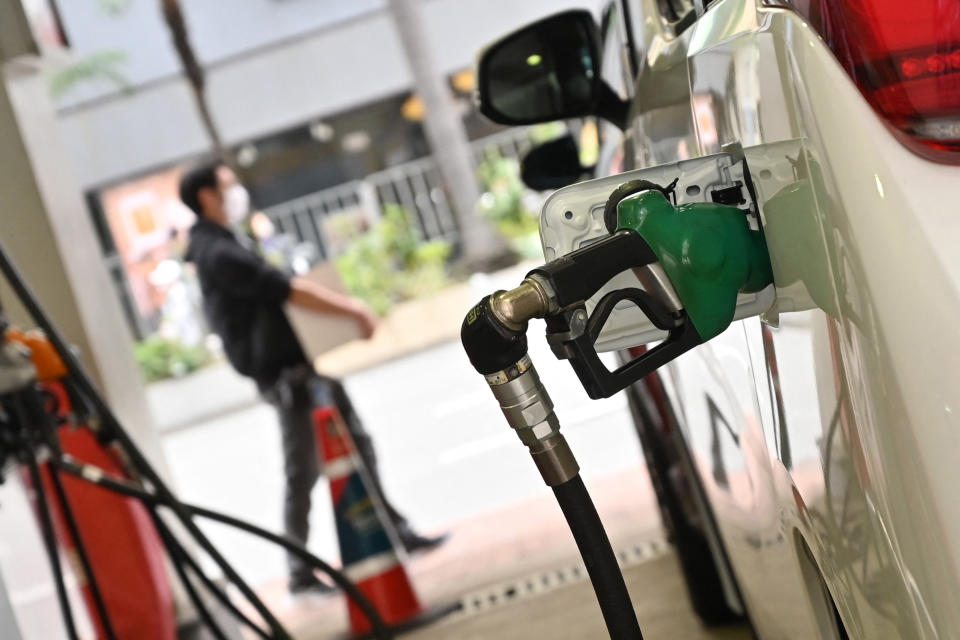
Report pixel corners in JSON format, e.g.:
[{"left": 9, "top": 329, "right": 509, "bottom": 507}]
[
  {"left": 527, "top": 230, "right": 660, "bottom": 309},
  {"left": 478, "top": 228, "right": 699, "bottom": 400},
  {"left": 613, "top": 187, "right": 774, "bottom": 341},
  {"left": 542, "top": 185, "right": 775, "bottom": 399}
]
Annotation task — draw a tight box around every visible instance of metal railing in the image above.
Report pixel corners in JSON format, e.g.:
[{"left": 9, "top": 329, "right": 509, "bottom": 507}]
[{"left": 263, "top": 127, "right": 540, "bottom": 258}]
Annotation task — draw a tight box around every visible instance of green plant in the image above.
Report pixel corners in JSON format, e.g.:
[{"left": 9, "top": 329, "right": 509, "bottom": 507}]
[
  {"left": 530, "top": 121, "right": 567, "bottom": 144},
  {"left": 99, "top": 0, "right": 132, "bottom": 15},
  {"left": 48, "top": 50, "right": 130, "bottom": 98},
  {"left": 135, "top": 335, "right": 212, "bottom": 382},
  {"left": 46, "top": 0, "right": 131, "bottom": 98},
  {"left": 476, "top": 152, "right": 540, "bottom": 239},
  {"left": 335, "top": 205, "right": 452, "bottom": 315}
]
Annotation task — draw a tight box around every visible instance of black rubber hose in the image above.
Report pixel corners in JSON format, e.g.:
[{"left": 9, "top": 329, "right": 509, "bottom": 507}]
[
  {"left": 0, "top": 240, "right": 292, "bottom": 640},
  {"left": 152, "top": 512, "right": 229, "bottom": 640},
  {"left": 46, "top": 465, "right": 120, "bottom": 640},
  {"left": 153, "top": 515, "right": 271, "bottom": 640},
  {"left": 553, "top": 475, "right": 643, "bottom": 640},
  {"left": 183, "top": 504, "right": 395, "bottom": 640},
  {"left": 23, "top": 451, "right": 79, "bottom": 640},
  {"left": 57, "top": 458, "right": 394, "bottom": 640}
]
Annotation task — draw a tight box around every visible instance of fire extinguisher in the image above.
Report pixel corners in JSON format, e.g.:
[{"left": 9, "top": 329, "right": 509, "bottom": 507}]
[{"left": 9, "top": 327, "right": 176, "bottom": 640}]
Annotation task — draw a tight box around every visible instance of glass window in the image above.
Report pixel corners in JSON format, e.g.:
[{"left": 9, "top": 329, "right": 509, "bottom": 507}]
[
  {"left": 658, "top": 0, "right": 695, "bottom": 23},
  {"left": 627, "top": 0, "right": 696, "bottom": 39},
  {"left": 599, "top": 3, "right": 633, "bottom": 98}
]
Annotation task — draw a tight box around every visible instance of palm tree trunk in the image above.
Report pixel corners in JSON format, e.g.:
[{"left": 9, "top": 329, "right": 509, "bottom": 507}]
[{"left": 159, "top": 0, "right": 233, "bottom": 168}]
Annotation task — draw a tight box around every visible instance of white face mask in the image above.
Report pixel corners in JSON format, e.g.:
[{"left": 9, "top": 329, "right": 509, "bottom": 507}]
[{"left": 223, "top": 184, "right": 250, "bottom": 224}]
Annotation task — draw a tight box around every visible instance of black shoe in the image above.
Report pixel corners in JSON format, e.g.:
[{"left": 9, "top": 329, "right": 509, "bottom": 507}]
[
  {"left": 399, "top": 530, "right": 450, "bottom": 555},
  {"left": 289, "top": 574, "right": 336, "bottom": 596}
]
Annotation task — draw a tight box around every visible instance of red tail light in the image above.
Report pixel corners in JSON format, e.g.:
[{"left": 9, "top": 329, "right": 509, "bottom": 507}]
[{"left": 789, "top": 0, "right": 960, "bottom": 163}]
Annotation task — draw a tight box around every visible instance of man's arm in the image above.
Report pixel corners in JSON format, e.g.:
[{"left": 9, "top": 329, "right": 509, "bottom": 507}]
[
  {"left": 203, "top": 239, "right": 377, "bottom": 338},
  {"left": 288, "top": 277, "right": 377, "bottom": 338}
]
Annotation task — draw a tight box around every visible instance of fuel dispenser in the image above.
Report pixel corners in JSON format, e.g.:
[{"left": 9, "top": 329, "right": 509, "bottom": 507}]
[{"left": 461, "top": 155, "right": 776, "bottom": 638}]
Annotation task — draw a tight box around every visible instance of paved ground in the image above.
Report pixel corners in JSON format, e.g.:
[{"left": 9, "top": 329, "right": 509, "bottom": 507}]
[
  {"left": 158, "top": 261, "right": 641, "bottom": 588},
  {"left": 407, "top": 553, "right": 752, "bottom": 640},
  {"left": 242, "top": 465, "right": 752, "bottom": 640},
  {"left": 158, "top": 337, "right": 753, "bottom": 639},
  {"left": 150, "top": 261, "right": 751, "bottom": 639},
  {"left": 0, "top": 262, "right": 753, "bottom": 639},
  {"left": 0, "top": 476, "right": 95, "bottom": 640},
  {"left": 161, "top": 336, "right": 638, "bottom": 588}
]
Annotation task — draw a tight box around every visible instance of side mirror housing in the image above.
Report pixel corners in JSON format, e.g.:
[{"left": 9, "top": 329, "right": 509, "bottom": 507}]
[
  {"left": 476, "top": 10, "right": 627, "bottom": 129},
  {"left": 521, "top": 135, "right": 593, "bottom": 190}
]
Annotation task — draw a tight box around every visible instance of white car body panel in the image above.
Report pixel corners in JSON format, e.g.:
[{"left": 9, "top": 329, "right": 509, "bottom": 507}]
[{"left": 619, "top": 0, "right": 960, "bottom": 637}]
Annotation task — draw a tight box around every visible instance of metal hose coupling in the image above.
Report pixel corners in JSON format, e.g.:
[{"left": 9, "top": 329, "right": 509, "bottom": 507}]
[
  {"left": 488, "top": 275, "right": 557, "bottom": 331},
  {"left": 484, "top": 355, "right": 579, "bottom": 486},
  {"left": 461, "top": 276, "right": 575, "bottom": 485}
]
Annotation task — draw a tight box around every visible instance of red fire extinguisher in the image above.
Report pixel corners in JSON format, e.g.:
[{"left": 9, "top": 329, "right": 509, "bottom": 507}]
[{"left": 10, "top": 328, "right": 176, "bottom": 640}]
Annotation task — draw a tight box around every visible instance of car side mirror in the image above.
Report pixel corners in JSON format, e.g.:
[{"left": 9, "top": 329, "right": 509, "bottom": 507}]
[
  {"left": 521, "top": 135, "right": 593, "bottom": 190},
  {"left": 476, "top": 10, "right": 628, "bottom": 129}
]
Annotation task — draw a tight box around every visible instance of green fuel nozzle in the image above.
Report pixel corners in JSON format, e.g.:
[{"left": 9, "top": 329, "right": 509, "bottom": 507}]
[
  {"left": 462, "top": 181, "right": 774, "bottom": 400},
  {"left": 613, "top": 188, "right": 773, "bottom": 341},
  {"left": 459, "top": 179, "right": 772, "bottom": 640}
]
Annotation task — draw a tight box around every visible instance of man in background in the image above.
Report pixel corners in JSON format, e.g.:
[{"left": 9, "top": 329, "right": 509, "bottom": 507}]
[{"left": 181, "top": 162, "right": 445, "bottom": 595}]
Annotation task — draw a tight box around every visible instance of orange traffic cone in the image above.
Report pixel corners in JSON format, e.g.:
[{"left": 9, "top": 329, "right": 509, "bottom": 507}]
[{"left": 312, "top": 406, "right": 457, "bottom": 637}]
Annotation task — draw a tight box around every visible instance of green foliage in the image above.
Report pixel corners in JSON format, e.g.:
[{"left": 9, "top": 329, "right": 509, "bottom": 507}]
[
  {"left": 135, "top": 336, "right": 212, "bottom": 382},
  {"left": 48, "top": 50, "right": 130, "bottom": 98},
  {"left": 47, "top": 0, "right": 132, "bottom": 98},
  {"left": 476, "top": 151, "right": 540, "bottom": 239},
  {"left": 529, "top": 122, "right": 568, "bottom": 144},
  {"left": 99, "top": 0, "right": 132, "bottom": 16},
  {"left": 335, "top": 205, "right": 452, "bottom": 315}
]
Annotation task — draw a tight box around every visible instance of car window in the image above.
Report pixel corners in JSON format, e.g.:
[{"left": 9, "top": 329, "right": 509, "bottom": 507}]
[
  {"left": 659, "top": 0, "right": 695, "bottom": 23},
  {"left": 599, "top": 2, "right": 633, "bottom": 99},
  {"left": 626, "top": 0, "right": 696, "bottom": 41}
]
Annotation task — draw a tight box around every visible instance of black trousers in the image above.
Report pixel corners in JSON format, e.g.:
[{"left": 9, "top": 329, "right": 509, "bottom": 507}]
[{"left": 262, "top": 365, "right": 408, "bottom": 582}]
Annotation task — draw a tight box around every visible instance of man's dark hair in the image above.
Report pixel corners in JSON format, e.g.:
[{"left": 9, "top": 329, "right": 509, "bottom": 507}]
[{"left": 179, "top": 162, "right": 221, "bottom": 216}]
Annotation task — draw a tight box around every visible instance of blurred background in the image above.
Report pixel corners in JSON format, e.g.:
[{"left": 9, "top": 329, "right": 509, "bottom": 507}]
[
  {"left": 31, "top": 0, "right": 609, "bottom": 348},
  {"left": 0, "top": 1, "right": 660, "bottom": 638}
]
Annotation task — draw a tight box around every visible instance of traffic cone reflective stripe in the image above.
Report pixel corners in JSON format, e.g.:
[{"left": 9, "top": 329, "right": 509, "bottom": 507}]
[
  {"left": 343, "top": 550, "right": 401, "bottom": 583},
  {"left": 313, "top": 406, "right": 351, "bottom": 460},
  {"left": 323, "top": 456, "right": 359, "bottom": 482},
  {"left": 312, "top": 406, "right": 424, "bottom": 635}
]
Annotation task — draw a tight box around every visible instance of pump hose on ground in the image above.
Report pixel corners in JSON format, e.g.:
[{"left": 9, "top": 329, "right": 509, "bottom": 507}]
[
  {"left": 554, "top": 475, "right": 643, "bottom": 639},
  {"left": 462, "top": 294, "right": 643, "bottom": 639}
]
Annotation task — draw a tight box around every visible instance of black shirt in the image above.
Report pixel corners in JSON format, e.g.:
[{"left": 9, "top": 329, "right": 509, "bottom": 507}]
[{"left": 186, "top": 219, "right": 309, "bottom": 388}]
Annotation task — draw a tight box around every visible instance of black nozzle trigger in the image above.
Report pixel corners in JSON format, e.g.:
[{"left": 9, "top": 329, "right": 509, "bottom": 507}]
[
  {"left": 548, "top": 286, "right": 703, "bottom": 399},
  {"left": 531, "top": 228, "right": 704, "bottom": 399}
]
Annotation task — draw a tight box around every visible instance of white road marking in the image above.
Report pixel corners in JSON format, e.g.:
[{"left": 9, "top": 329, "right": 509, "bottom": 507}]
[
  {"left": 438, "top": 432, "right": 515, "bottom": 466},
  {"left": 431, "top": 390, "right": 491, "bottom": 419},
  {"left": 437, "top": 400, "right": 628, "bottom": 466}
]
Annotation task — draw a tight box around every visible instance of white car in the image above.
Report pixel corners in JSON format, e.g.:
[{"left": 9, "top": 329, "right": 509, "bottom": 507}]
[{"left": 476, "top": 0, "right": 960, "bottom": 637}]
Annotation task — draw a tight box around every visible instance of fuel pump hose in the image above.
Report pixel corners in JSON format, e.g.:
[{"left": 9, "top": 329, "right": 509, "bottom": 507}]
[
  {"left": 462, "top": 293, "right": 643, "bottom": 639},
  {"left": 553, "top": 475, "right": 642, "bottom": 640}
]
